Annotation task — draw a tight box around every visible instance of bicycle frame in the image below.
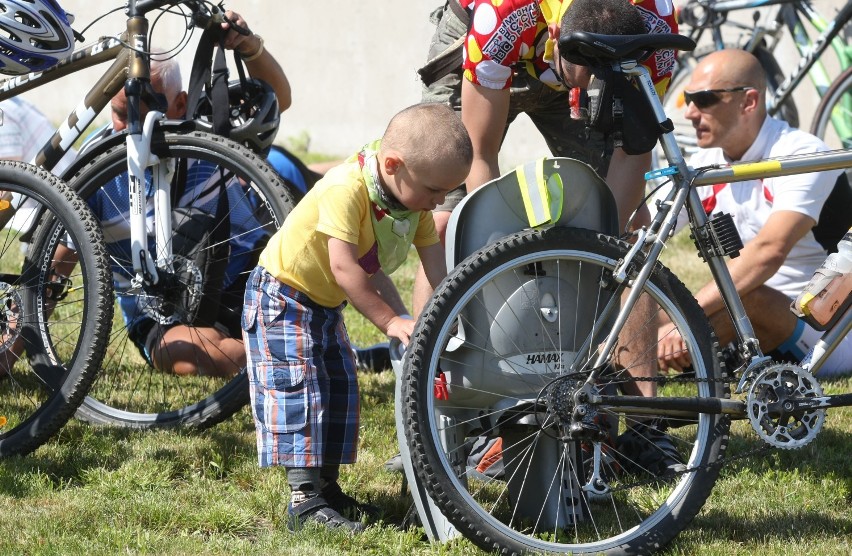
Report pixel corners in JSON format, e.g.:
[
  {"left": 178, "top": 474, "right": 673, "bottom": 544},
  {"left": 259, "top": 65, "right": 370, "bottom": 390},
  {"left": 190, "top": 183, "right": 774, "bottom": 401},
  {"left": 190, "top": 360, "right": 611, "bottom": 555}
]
[
  {"left": 681, "top": 0, "right": 852, "bottom": 142},
  {"left": 581, "top": 58, "right": 852, "bottom": 419},
  {"left": 0, "top": 0, "right": 225, "bottom": 287}
]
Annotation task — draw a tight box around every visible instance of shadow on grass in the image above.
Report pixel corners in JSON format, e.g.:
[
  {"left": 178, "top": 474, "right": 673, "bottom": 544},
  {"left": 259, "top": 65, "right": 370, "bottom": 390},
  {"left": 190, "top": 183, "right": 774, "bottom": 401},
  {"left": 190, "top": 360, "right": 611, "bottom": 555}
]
[
  {"left": 0, "top": 413, "right": 260, "bottom": 497},
  {"left": 679, "top": 507, "right": 852, "bottom": 548},
  {"left": 721, "top": 425, "right": 852, "bottom": 484}
]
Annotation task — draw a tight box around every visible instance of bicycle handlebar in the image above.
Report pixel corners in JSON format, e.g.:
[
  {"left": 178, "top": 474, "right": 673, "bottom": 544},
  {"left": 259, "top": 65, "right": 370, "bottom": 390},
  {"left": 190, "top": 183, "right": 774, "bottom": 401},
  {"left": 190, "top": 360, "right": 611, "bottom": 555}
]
[{"left": 127, "top": 0, "right": 247, "bottom": 34}]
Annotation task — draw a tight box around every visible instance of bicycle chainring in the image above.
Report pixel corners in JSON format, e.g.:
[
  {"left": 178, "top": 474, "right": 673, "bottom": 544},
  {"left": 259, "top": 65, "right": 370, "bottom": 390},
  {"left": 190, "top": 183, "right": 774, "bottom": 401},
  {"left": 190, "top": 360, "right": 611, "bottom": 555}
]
[{"left": 746, "top": 363, "right": 825, "bottom": 450}]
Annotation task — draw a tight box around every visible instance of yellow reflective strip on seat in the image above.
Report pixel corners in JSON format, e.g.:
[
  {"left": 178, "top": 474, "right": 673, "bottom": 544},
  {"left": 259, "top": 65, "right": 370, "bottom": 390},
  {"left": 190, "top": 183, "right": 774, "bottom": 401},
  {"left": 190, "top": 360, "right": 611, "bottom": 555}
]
[
  {"left": 797, "top": 292, "right": 815, "bottom": 317},
  {"left": 517, "top": 159, "right": 551, "bottom": 227},
  {"left": 547, "top": 171, "right": 564, "bottom": 223}
]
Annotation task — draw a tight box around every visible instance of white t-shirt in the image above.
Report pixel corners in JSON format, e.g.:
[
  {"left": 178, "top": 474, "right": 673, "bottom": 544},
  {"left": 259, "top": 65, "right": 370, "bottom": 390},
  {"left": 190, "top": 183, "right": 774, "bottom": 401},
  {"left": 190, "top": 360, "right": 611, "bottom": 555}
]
[
  {"left": 0, "top": 97, "right": 76, "bottom": 171},
  {"left": 657, "top": 116, "right": 841, "bottom": 298},
  {"left": 0, "top": 97, "right": 77, "bottom": 231}
]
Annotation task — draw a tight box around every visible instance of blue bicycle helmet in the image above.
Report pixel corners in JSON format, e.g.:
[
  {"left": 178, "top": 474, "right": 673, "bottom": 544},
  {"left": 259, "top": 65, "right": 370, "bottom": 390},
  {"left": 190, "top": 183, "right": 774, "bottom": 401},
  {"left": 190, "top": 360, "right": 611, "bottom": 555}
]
[{"left": 0, "top": 0, "right": 75, "bottom": 75}]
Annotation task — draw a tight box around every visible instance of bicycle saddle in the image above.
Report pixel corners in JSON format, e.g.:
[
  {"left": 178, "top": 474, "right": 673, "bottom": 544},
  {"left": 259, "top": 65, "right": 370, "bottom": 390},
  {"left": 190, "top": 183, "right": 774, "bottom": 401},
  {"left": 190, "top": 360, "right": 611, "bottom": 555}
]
[{"left": 558, "top": 32, "right": 696, "bottom": 66}]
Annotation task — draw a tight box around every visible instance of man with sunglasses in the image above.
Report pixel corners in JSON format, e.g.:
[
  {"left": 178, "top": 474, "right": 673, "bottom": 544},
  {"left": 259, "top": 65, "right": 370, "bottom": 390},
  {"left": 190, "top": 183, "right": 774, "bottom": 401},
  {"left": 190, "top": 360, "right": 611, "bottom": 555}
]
[{"left": 655, "top": 49, "right": 852, "bottom": 377}]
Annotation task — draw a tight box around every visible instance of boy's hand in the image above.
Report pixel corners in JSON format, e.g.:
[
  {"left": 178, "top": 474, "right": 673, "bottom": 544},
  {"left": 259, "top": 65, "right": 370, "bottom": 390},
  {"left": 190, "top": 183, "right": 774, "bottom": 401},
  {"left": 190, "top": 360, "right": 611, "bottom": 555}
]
[{"left": 385, "top": 315, "right": 416, "bottom": 347}]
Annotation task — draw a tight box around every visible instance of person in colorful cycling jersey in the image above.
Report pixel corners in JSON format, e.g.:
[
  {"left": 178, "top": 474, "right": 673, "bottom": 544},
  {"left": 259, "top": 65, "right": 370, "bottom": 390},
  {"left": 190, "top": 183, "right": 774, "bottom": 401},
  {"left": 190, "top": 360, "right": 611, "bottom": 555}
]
[
  {"left": 407, "top": 0, "right": 686, "bottom": 479},
  {"left": 413, "top": 0, "right": 676, "bottom": 308},
  {"left": 654, "top": 49, "right": 852, "bottom": 377}
]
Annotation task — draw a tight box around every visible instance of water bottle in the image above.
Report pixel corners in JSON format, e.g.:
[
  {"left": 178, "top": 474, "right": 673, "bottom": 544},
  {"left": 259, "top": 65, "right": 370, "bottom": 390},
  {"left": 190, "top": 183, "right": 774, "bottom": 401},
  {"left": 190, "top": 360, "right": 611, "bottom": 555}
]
[{"left": 793, "top": 229, "right": 852, "bottom": 330}]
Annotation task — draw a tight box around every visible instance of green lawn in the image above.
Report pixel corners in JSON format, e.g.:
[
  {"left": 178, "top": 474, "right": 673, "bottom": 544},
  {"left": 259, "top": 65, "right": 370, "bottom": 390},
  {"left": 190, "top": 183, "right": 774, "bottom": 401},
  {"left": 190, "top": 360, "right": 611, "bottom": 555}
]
[{"left": 1, "top": 232, "right": 850, "bottom": 555}]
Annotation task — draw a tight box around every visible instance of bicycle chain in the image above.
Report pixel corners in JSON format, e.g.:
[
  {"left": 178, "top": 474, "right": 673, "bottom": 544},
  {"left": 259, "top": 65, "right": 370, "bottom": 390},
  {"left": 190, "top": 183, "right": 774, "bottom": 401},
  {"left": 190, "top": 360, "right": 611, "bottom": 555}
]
[{"left": 603, "top": 371, "right": 779, "bottom": 493}]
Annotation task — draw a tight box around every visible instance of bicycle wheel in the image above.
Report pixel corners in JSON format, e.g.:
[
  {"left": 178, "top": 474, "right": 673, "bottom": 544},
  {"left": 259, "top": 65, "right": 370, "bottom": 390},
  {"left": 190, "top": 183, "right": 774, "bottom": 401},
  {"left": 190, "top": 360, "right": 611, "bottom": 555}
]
[
  {"left": 654, "top": 45, "right": 799, "bottom": 175},
  {"left": 0, "top": 162, "right": 112, "bottom": 457},
  {"left": 402, "top": 227, "right": 730, "bottom": 555},
  {"left": 811, "top": 65, "right": 852, "bottom": 150},
  {"left": 69, "top": 129, "right": 298, "bottom": 428}
]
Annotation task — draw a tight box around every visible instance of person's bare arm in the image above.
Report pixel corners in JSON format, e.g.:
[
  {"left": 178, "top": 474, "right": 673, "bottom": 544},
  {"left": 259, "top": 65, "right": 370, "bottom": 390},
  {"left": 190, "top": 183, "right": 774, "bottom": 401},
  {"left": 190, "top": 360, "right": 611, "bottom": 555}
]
[
  {"left": 221, "top": 10, "right": 291, "bottom": 112},
  {"left": 413, "top": 242, "right": 447, "bottom": 316},
  {"left": 697, "top": 210, "right": 814, "bottom": 315},
  {"left": 460, "top": 79, "right": 510, "bottom": 193},
  {"left": 605, "top": 148, "right": 652, "bottom": 231},
  {"left": 368, "top": 270, "right": 410, "bottom": 316},
  {"left": 657, "top": 210, "right": 815, "bottom": 371},
  {"left": 328, "top": 237, "right": 415, "bottom": 344}
]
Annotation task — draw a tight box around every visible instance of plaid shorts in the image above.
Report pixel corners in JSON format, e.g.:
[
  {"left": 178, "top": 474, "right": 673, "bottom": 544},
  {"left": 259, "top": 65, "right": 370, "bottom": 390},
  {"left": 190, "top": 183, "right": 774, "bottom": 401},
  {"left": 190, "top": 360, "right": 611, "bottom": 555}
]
[{"left": 242, "top": 266, "right": 359, "bottom": 468}]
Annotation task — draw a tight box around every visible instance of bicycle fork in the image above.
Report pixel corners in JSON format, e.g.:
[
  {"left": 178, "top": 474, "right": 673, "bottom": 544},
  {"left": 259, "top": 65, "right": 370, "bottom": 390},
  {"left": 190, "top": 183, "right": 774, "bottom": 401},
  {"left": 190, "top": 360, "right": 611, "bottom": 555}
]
[{"left": 126, "top": 109, "right": 174, "bottom": 289}]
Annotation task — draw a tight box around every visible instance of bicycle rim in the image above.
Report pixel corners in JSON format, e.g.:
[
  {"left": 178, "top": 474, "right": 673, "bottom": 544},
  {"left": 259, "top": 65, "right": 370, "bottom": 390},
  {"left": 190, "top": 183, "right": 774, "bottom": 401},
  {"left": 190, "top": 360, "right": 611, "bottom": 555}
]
[
  {"left": 70, "top": 130, "right": 297, "bottom": 428},
  {"left": 811, "top": 65, "right": 852, "bottom": 151},
  {"left": 0, "top": 162, "right": 112, "bottom": 457},
  {"left": 402, "top": 227, "right": 730, "bottom": 555}
]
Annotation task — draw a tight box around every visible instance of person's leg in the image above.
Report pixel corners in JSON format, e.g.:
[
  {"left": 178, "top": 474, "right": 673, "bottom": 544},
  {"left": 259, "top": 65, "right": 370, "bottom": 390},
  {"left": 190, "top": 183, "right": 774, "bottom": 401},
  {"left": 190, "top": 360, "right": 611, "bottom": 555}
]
[
  {"left": 521, "top": 80, "right": 609, "bottom": 177},
  {"left": 243, "top": 267, "right": 364, "bottom": 532},
  {"left": 412, "top": 3, "right": 468, "bottom": 313},
  {"left": 421, "top": 2, "right": 467, "bottom": 110},
  {"left": 709, "top": 285, "right": 797, "bottom": 350},
  {"left": 315, "top": 304, "right": 381, "bottom": 521},
  {"left": 151, "top": 324, "right": 244, "bottom": 377}
]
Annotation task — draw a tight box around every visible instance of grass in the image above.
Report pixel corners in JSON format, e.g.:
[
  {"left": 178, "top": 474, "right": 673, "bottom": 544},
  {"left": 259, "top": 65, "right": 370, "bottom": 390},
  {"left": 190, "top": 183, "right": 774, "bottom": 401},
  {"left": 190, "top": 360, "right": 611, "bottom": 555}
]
[{"left": 1, "top": 230, "right": 851, "bottom": 555}]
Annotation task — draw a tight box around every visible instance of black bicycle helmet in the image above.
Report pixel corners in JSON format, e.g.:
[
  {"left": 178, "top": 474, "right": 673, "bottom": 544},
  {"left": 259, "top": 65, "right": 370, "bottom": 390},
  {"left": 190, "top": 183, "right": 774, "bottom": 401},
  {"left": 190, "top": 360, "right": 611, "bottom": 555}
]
[
  {"left": 0, "top": 0, "right": 75, "bottom": 75},
  {"left": 193, "top": 78, "right": 280, "bottom": 154}
]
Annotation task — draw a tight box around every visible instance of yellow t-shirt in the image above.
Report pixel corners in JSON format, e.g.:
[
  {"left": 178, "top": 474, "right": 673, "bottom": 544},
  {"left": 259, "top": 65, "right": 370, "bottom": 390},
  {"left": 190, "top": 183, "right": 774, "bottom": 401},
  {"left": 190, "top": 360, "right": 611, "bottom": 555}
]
[{"left": 258, "top": 159, "right": 440, "bottom": 308}]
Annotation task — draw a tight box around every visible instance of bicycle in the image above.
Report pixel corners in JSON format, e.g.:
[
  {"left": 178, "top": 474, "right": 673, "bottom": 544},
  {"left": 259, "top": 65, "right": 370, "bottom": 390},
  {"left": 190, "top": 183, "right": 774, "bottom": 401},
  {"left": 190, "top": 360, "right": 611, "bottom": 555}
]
[
  {"left": 660, "top": 0, "right": 852, "bottom": 164},
  {"left": 0, "top": 0, "right": 298, "bottom": 430},
  {"left": 399, "top": 30, "right": 852, "bottom": 555},
  {"left": 0, "top": 162, "right": 112, "bottom": 457}
]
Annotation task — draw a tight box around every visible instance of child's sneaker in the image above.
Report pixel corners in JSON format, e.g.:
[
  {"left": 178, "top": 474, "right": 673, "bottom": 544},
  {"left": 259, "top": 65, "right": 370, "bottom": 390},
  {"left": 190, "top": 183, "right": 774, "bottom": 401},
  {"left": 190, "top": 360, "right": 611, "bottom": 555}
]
[
  {"left": 287, "top": 495, "right": 365, "bottom": 533},
  {"left": 321, "top": 482, "right": 382, "bottom": 522}
]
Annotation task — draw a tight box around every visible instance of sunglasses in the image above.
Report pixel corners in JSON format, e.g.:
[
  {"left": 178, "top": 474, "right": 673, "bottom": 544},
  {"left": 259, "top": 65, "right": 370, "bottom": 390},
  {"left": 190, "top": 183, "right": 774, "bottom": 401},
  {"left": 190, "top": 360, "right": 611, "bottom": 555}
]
[{"left": 682, "top": 86, "right": 755, "bottom": 109}]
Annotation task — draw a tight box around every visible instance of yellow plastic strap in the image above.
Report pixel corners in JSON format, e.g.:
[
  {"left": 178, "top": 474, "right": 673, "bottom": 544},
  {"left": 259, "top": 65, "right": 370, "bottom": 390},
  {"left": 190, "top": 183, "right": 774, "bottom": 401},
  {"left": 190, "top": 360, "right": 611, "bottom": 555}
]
[
  {"left": 797, "top": 292, "right": 815, "bottom": 317},
  {"left": 539, "top": 0, "right": 573, "bottom": 25},
  {"left": 516, "top": 158, "right": 564, "bottom": 228}
]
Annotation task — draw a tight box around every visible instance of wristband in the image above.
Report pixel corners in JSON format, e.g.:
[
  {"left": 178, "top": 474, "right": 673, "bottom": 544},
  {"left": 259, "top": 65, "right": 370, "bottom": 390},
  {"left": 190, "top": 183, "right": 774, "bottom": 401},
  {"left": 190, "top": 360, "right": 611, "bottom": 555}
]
[{"left": 241, "top": 35, "right": 264, "bottom": 62}]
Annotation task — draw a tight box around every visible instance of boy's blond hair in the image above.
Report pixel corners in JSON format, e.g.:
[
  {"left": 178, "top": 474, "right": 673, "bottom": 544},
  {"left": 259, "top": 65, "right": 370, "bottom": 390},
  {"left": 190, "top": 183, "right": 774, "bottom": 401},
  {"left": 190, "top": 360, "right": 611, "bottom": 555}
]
[{"left": 381, "top": 103, "right": 473, "bottom": 175}]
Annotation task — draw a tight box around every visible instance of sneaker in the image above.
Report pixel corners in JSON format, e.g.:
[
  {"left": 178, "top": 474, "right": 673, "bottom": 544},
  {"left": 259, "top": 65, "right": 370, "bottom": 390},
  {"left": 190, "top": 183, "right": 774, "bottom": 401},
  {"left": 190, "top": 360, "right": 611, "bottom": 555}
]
[
  {"left": 321, "top": 481, "right": 381, "bottom": 522},
  {"left": 615, "top": 419, "right": 686, "bottom": 478},
  {"left": 287, "top": 495, "right": 365, "bottom": 533},
  {"left": 353, "top": 342, "right": 391, "bottom": 372},
  {"left": 383, "top": 453, "right": 404, "bottom": 473}
]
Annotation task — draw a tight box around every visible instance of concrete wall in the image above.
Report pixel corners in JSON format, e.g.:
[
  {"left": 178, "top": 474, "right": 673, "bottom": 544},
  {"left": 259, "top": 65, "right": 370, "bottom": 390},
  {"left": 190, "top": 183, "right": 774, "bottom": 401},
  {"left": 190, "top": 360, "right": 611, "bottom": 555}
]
[{"left": 12, "top": 1, "right": 850, "bottom": 169}]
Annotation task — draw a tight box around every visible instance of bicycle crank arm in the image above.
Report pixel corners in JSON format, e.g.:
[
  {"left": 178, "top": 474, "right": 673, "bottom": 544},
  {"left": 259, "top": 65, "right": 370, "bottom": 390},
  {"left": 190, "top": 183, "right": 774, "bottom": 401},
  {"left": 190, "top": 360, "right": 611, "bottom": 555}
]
[
  {"left": 780, "top": 393, "right": 852, "bottom": 412},
  {"left": 598, "top": 395, "right": 746, "bottom": 419}
]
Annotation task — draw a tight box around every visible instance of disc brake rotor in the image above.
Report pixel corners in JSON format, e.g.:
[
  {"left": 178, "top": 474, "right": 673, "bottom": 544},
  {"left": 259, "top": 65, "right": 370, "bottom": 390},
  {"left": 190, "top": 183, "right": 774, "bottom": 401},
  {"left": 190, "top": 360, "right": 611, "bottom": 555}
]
[{"left": 141, "top": 255, "right": 202, "bottom": 325}]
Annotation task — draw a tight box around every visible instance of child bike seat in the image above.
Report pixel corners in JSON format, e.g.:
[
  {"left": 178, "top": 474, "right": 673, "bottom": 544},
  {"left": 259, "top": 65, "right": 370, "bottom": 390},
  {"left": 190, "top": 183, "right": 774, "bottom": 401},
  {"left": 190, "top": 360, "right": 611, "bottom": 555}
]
[{"left": 445, "top": 157, "right": 618, "bottom": 268}]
